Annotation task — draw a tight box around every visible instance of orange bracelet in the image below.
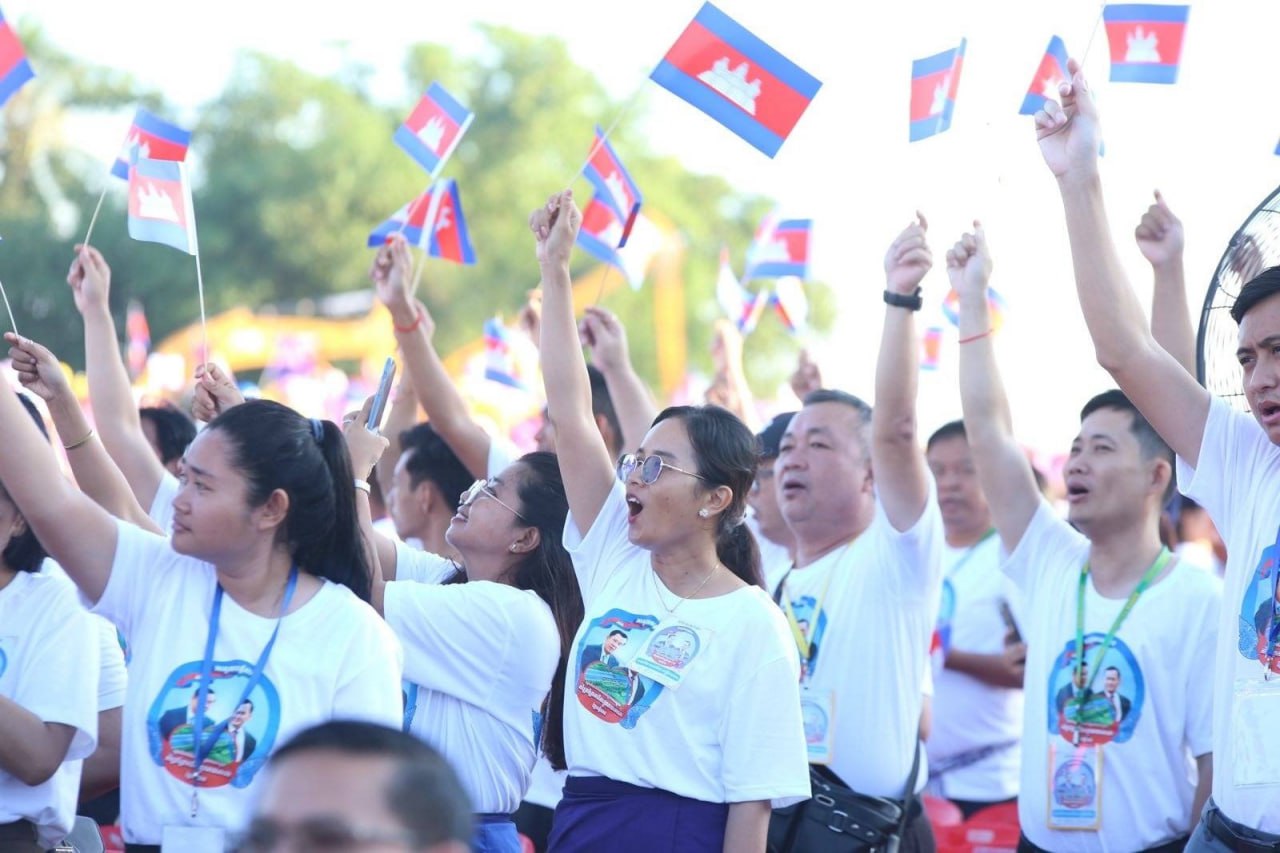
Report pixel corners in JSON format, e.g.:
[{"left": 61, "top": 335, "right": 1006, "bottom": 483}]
[
  {"left": 393, "top": 305, "right": 424, "bottom": 334},
  {"left": 958, "top": 328, "right": 994, "bottom": 344}
]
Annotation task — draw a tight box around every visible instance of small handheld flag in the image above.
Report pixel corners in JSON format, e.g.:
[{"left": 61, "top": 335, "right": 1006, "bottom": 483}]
[
  {"left": 1019, "top": 36, "right": 1070, "bottom": 115},
  {"left": 127, "top": 159, "right": 197, "bottom": 255},
  {"left": 1103, "top": 4, "right": 1189, "bottom": 84},
  {"left": 483, "top": 317, "right": 525, "bottom": 390},
  {"left": 111, "top": 109, "right": 191, "bottom": 181},
  {"left": 745, "top": 216, "right": 812, "bottom": 280},
  {"left": 577, "top": 196, "right": 627, "bottom": 273},
  {"left": 738, "top": 288, "right": 769, "bottom": 335},
  {"left": 715, "top": 245, "right": 746, "bottom": 322},
  {"left": 126, "top": 299, "right": 151, "bottom": 378},
  {"left": 368, "top": 189, "right": 436, "bottom": 249},
  {"left": 771, "top": 276, "right": 807, "bottom": 335},
  {"left": 921, "top": 327, "right": 943, "bottom": 371},
  {"left": 394, "top": 82, "right": 474, "bottom": 176},
  {"left": 942, "top": 286, "right": 1007, "bottom": 331},
  {"left": 650, "top": 2, "right": 821, "bottom": 158},
  {"left": 909, "top": 39, "right": 966, "bottom": 142},
  {"left": 424, "top": 179, "right": 476, "bottom": 266},
  {"left": 583, "top": 127, "right": 642, "bottom": 247},
  {"left": 0, "top": 10, "right": 34, "bottom": 108}
]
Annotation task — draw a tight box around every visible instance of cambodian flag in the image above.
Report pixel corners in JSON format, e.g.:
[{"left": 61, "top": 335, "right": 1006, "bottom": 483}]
[
  {"left": 909, "top": 39, "right": 966, "bottom": 142},
  {"left": 127, "top": 158, "right": 197, "bottom": 255},
  {"left": 650, "top": 2, "right": 821, "bottom": 158},
  {"left": 942, "top": 286, "right": 1007, "bottom": 331},
  {"left": 394, "top": 82, "right": 473, "bottom": 176},
  {"left": 1019, "top": 36, "right": 1070, "bottom": 115},
  {"left": 716, "top": 245, "right": 746, "bottom": 321},
  {"left": 576, "top": 195, "right": 627, "bottom": 272},
  {"left": 423, "top": 179, "right": 476, "bottom": 265},
  {"left": 126, "top": 299, "right": 151, "bottom": 378},
  {"left": 0, "top": 10, "right": 33, "bottom": 108},
  {"left": 771, "top": 276, "right": 807, "bottom": 335},
  {"left": 111, "top": 109, "right": 192, "bottom": 181},
  {"left": 746, "top": 216, "right": 811, "bottom": 280},
  {"left": 1103, "top": 4, "right": 1189, "bottom": 84},
  {"left": 738, "top": 288, "right": 769, "bottom": 334},
  {"left": 921, "top": 327, "right": 943, "bottom": 371},
  {"left": 367, "top": 188, "right": 435, "bottom": 248},
  {"left": 583, "top": 126, "right": 642, "bottom": 247},
  {"left": 483, "top": 317, "right": 525, "bottom": 390}
]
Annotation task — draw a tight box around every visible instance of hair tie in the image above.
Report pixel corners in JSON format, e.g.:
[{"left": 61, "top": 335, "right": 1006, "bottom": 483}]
[{"left": 310, "top": 418, "right": 325, "bottom": 443}]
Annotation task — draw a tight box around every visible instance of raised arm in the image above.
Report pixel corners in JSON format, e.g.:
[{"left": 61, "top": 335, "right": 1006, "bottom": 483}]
[
  {"left": 342, "top": 398, "right": 395, "bottom": 612},
  {"left": 1035, "top": 62, "right": 1209, "bottom": 465},
  {"left": 6, "top": 333, "right": 159, "bottom": 534},
  {"left": 873, "top": 214, "right": 932, "bottom": 531},
  {"left": 0, "top": 380, "right": 118, "bottom": 602},
  {"left": 535, "top": 190, "right": 616, "bottom": 535},
  {"left": 705, "top": 319, "right": 758, "bottom": 429},
  {"left": 1135, "top": 190, "right": 1196, "bottom": 376},
  {"left": 580, "top": 305, "right": 657, "bottom": 452},
  {"left": 68, "top": 246, "right": 170, "bottom": 508},
  {"left": 190, "top": 362, "right": 244, "bottom": 424},
  {"left": 950, "top": 226, "right": 1042, "bottom": 551},
  {"left": 374, "top": 371, "right": 420, "bottom": 498},
  {"left": 372, "top": 236, "right": 493, "bottom": 479}
]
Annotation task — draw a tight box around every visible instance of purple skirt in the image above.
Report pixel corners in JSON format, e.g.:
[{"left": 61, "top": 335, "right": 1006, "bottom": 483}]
[{"left": 547, "top": 776, "right": 730, "bottom": 852}]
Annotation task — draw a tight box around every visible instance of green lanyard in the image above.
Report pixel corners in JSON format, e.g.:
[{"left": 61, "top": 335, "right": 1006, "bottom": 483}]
[{"left": 1071, "top": 547, "right": 1171, "bottom": 741}]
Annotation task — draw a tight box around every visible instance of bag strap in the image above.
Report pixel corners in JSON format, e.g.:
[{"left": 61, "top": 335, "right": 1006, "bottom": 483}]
[{"left": 887, "top": 740, "right": 922, "bottom": 853}]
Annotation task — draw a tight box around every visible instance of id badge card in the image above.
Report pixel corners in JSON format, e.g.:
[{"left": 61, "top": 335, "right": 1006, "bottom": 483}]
[
  {"left": 800, "top": 686, "right": 836, "bottom": 765},
  {"left": 626, "top": 617, "right": 709, "bottom": 689},
  {"left": 162, "top": 825, "right": 227, "bottom": 853},
  {"left": 1046, "top": 742, "right": 1103, "bottom": 830},
  {"left": 1230, "top": 677, "right": 1280, "bottom": 789}
]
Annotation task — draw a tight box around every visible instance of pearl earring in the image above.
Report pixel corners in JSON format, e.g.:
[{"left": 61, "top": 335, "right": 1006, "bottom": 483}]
[{"left": 698, "top": 508, "right": 710, "bottom": 518}]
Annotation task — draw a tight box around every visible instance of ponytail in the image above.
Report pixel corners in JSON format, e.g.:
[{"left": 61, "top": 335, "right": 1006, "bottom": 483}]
[{"left": 716, "top": 518, "right": 764, "bottom": 589}]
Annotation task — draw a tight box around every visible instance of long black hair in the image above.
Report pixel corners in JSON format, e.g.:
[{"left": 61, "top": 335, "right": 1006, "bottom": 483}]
[
  {"left": 440, "top": 451, "right": 583, "bottom": 770},
  {"left": 1, "top": 394, "right": 48, "bottom": 573},
  {"left": 652, "top": 405, "right": 764, "bottom": 588},
  {"left": 208, "top": 400, "right": 370, "bottom": 601}
]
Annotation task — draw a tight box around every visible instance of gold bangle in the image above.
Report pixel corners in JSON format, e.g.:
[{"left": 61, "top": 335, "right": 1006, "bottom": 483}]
[{"left": 63, "top": 428, "right": 95, "bottom": 451}]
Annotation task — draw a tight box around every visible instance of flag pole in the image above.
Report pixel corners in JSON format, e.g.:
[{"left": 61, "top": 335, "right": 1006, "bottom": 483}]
[
  {"left": 193, "top": 251, "right": 209, "bottom": 371},
  {"left": 81, "top": 185, "right": 110, "bottom": 248},
  {"left": 1080, "top": 5, "right": 1107, "bottom": 66},
  {"left": 0, "top": 278, "right": 19, "bottom": 336},
  {"left": 566, "top": 82, "right": 648, "bottom": 187},
  {"left": 592, "top": 262, "right": 616, "bottom": 307}
]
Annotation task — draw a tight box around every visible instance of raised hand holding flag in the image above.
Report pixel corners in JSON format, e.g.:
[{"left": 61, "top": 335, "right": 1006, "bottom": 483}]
[
  {"left": 0, "top": 9, "right": 33, "bottom": 108},
  {"left": 650, "top": 2, "right": 821, "bottom": 157},
  {"left": 583, "top": 126, "right": 643, "bottom": 247}
]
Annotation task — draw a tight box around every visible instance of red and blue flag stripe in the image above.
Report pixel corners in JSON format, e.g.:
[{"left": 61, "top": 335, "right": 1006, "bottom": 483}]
[
  {"left": 112, "top": 109, "right": 191, "bottom": 180},
  {"left": 0, "top": 11, "right": 33, "bottom": 108},
  {"left": 910, "top": 39, "right": 966, "bottom": 142},
  {"left": 1103, "top": 4, "right": 1189, "bottom": 84},
  {"left": 1019, "top": 36, "right": 1070, "bottom": 115}
]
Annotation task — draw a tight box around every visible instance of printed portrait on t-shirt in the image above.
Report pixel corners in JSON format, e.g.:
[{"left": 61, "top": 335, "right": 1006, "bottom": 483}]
[
  {"left": 0, "top": 641, "right": 8, "bottom": 681},
  {"left": 1045, "top": 634, "right": 1144, "bottom": 746},
  {"left": 574, "top": 609, "right": 663, "bottom": 730},
  {"left": 401, "top": 679, "right": 418, "bottom": 732},
  {"left": 930, "top": 580, "right": 956, "bottom": 665},
  {"left": 784, "top": 594, "right": 827, "bottom": 681},
  {"left": 146, "top": 659, "right": 281, "bottom": 790},
  {"left": 1237, "top": 540, "right": 1280, "bottom": 675}
]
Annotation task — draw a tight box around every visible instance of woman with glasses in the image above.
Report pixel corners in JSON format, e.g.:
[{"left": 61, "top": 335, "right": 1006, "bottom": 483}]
[
  {"left": 531, "top": 191, "right": 809, "bottom": 853},
  {"left": 346, "top": 412, "right": 583, "bottom": 853}
]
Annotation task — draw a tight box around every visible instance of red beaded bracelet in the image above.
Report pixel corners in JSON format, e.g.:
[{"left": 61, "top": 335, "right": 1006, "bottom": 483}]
[{"left": 958, "top": 328, "right": 994, "bottom": 344}]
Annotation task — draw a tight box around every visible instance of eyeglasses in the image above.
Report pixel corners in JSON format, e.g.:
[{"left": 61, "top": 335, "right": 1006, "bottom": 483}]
[
  {"left": 617, "top": 453, "right": 707, "bottom": 485},
  {"left": 461, "top": 478, "right": 529, "bottom": 523},
  {"left": 232, "top": 818, "right": 418, "bottom": 852}
]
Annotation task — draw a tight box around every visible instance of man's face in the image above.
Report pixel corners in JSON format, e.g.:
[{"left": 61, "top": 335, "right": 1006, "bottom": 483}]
[
  {"left": 1104, "top": 669, "right": 1120, "bottom": 694},
  {"left": 388, "top": 451, "right": 429, "bottom": 540},
  {"left": 603, "top": 633, "right": 627, "bottom": 655},
  {"left": 926, "top": 435, "right": 992, "bottom": 540},
  {"left": 1238, "top": 292, "right": 1280, "bottom": 445},
  {"left": 1064, "top": 408, "right": 1159, "bottom": 535},
  {"left": 251, "top": 751, "right": 415, "bottom": 852},
  {"left": 776, "top": 402, "right": 871, "bottom": 536},
  {"left": 746, "top": 457, "right": 788, "bottom": 546},
  {"left": 232, "top": 702, "right": 253, "bottom": 730},
  {"left": 1073, "top": 662, "right": 1089, "bottom": 689}
]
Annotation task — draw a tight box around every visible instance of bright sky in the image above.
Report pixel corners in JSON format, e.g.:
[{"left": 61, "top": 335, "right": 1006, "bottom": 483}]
[{"left": 10, "top": 0, "right": 1280, "bottom": 458}]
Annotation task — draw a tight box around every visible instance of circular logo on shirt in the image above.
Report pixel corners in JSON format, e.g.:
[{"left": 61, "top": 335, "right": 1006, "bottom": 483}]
[
  {"left": 931, "top": 579, "right": 956, "bottom": 662},
  {"left": 1046, "top": 633, "right": 1144, "bottom": 746},
  {"left": 1052, "top": 755, "right": 1097, "bottom": 809},
  {"left": 647, "top": 626, "right": 701, "bottom": 669},
  {"left": 801, "top": 697, "right": 828, "bottom": 746},
  {"left": 146, "top": 659, "right": 281, "bottom": 789},
  {"left": 401, "top": 679, "right": 418, "bottom": 732},
  {"left": 574, "top": 609, "right": 664, "bottom": 730},
  {"left": 0, "top": 643, "right": 8, "bottom": 681},
  {"left": 1237, "top": 544, "right": 1280, "bottom": 674}
]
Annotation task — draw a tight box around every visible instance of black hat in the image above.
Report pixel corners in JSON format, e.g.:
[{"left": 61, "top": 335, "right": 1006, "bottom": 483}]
[{"left": 756, "top": 412, "right": 796, "bottom": 460}]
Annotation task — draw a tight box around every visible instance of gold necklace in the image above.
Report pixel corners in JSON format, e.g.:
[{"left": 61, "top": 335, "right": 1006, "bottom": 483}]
[{"left": 651, "top": 563, "right": 721, "bottom": 614}]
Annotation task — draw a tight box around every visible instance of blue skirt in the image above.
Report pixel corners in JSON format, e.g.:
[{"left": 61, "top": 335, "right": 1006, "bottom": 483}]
[
  {"left": 547, "top": 776, "right": 729, "bottom": 852},
  {"left": 473, "top": 813, "right": 520, "bottom": 853}
]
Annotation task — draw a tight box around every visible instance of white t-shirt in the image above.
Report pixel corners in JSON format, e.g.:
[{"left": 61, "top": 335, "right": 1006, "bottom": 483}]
[
  {"left": 95, "top": 521, "right": 403, "bottom": 844},
  {"left": 778, "top": 489, "right": 944, "bottom": 797},
  {"left": 563, "top": 481, "right": 810, "bottom": 807},
  {"left": 1177, "top": 397, "right": 1280, "bottom": 832},
  {"left": 1005, "top": 503, "right": 1218, "bottom": 851},
  {"left": 42, "top": 560, "right": 128, "bottom": 707},
  {"left": 0, "top": 571, "right": 99, "bottom": 846},
  {"left": 388, "top": 541, "right": 561, "bottom": 815},
  {"left": 149, "top": 470, "right": 180, "bottom": 534},
  {"left": 747, "top": 513, "right": 791, "bottom": 596},
  {"left": 927, "top": 534, "right": 1024, "bottom": 802}
]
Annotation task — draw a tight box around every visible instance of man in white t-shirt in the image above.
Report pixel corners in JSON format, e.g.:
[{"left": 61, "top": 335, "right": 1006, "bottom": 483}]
[
  {"left": 772, "top": 215, "right": 944, "bottom": 851},
  {"left": 748, "top": 412, "right": 796, "bottom": 596},
  {"left": 1035, "top": 60, "right": 1280, "bottom": 847},
  {"left": 951, "top": 223, "right": 1216, "bottom": 851},
  {"left": 387, "top": 423, "right": 474, "bottom": 557},
  {"left": 923, "top": 420, "right": 1025, "bottom": 818}
]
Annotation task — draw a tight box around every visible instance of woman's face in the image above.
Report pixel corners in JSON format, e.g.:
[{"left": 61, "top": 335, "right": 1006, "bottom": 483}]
[
  {"left": 622, "top": 418, "right": 710, "bottom": 550},
  {"left": 444, "top": 462, "right": 531, "bottom": 579},
  {"left": 171, "top": 429, "right": 262, "bottom": 563}
]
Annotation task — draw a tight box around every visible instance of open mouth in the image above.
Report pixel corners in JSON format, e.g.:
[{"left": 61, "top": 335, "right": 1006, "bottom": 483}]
[
  {"left": 626, "top": 495, "right": 644, "bottom": 520},
  {"left": 1260, "top": 401, "right": 1280, "bottom": 422},
  {"left": 1066, "top": 482, "right": 1090, "bottom": 502},
  {"left": 780, "top": 477, "right": 806, "bottom": 498}
]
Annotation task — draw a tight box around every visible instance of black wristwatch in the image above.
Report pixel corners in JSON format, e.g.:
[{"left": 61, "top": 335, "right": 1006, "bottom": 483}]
[{"left": 883, "top": 287, "right": 923, "bottom": 311}]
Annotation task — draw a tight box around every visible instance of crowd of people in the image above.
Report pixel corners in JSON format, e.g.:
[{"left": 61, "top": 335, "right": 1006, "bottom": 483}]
[{"left": 0, "top": 59, "right": 1278, "bottom": 853}]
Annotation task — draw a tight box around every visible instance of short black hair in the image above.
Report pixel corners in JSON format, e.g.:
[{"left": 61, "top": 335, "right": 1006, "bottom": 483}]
[
  {"left": 606, "top": 629, "right": 627, "bottom": 640},
  {"left": 1079, "top": 390, "right": 1175, "bottom": 503},
  {"left": 139, "top": 405, "right": 197, "bottom": 466},
  {"left": 1104, "top": 666, "right": 1121, "bottom": 677},
  {"left": 587, "top": 365, "right": 622, "bottom": 455},
  {"left": 801, "top": 389, "right": 873, "bottom": 454},
  {"left": 1230, "top": 266, "right": 1280, "bottom": 324},
  {"left": 397, "top": 423, "right": 474, "bottom": 513},
  {"left": 269, "top": 720, "right": 472, "bottom": 846},
  {"left": 926, "top": 419, "right": 967, "bottom": 452},
  {"left": 756, "top": 412, "right": 796, "bottom": 460}
]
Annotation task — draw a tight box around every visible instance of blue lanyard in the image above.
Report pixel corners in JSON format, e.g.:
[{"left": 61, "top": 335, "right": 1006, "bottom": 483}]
[{"left": 190, "top": 567, "right": 298, "bottom": 803}]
